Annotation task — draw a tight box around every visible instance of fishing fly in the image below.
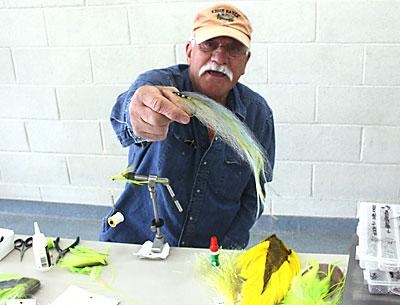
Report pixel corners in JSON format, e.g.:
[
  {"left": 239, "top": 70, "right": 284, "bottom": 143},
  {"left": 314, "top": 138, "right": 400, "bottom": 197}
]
[{"left": 174, "top": 91, "right": 271, "bottom": 216}]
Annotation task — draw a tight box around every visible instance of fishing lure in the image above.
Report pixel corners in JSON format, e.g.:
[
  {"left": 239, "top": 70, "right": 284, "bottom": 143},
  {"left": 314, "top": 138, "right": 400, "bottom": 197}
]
[
  {"left": 238, "top": 234, "right": 301, "bottom": 305},
  {"left": 174, "top": 91, "right": 271, "bottom": 216}
]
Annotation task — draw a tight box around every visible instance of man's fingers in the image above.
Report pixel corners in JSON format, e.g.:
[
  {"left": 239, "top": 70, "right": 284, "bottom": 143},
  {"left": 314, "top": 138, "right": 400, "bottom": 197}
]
[
  {"left": 143, "top": 90, "right": 190, "bottom": 124},
  {"left": 140, "top": 104, "right": 171, "bottom": 127},
  {"left": 133, "top": 114, "right": 169, "bottom": 141}
]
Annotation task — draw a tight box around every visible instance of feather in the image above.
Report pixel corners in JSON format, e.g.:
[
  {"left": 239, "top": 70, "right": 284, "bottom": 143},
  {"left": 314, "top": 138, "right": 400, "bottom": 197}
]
[
  {"left": 238, "top": 234, "right": 301, "bottom": 305},
  {"left": 0, "top": 275, "right": 40, "bottom": 305},
  {"left": 279, "top": 261, "right": 345, "bottom": 305},
  {"left": 57, "top": 246, "right": 109, "bottom": 280},
  {"left": 196, "top": 251, "right": 243, "bottom": 305}
]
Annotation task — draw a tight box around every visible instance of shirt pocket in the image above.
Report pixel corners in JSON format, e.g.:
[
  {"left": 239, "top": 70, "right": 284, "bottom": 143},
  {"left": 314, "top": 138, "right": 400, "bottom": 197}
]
[
  {"left": 212, "top": 146, "right": 252, "bottom": 202},
  {"left": 158, "top": 132, "right": 196, "bottom": 182}
]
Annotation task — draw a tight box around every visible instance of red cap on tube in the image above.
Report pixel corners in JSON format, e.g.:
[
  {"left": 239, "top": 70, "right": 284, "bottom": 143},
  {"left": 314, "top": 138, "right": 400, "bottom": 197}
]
[{"left": 210, "top": 236, "right": 219, "bottom": 253}]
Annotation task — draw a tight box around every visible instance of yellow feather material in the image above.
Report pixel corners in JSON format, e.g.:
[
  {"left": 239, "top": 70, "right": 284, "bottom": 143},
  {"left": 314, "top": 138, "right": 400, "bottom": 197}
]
[
  {"left": 196, "top": 251, "right": 242, "bottom": 305},
  {"left": 238, "top": 235, "right": 301, "bottom": 305}
]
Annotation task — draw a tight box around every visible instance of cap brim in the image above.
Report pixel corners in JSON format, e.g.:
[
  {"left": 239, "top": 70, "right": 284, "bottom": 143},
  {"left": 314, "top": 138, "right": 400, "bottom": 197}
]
[{"left": 194, "top": 26, "right": 250, "bottom": 48}]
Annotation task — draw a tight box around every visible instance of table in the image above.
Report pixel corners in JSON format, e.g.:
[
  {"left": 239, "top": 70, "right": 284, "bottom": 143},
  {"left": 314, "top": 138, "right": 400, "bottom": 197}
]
[{"left": 0, "top": 238, "right": 348, "bottom": 305}]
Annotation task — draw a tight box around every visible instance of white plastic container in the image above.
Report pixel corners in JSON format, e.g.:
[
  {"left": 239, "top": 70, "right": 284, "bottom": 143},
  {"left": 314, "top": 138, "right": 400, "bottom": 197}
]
[
  {"left": 356, "top": 202, "right": 400, "bottom": 272},
  {"left": 363, "top": 269, "right": 400, "bottom": 295},
  {"left": 32, "top": 222, "right": 51, "bottom": 271},
  {"left": 0, "top": 228, "right": 15, "bottom": 261}
]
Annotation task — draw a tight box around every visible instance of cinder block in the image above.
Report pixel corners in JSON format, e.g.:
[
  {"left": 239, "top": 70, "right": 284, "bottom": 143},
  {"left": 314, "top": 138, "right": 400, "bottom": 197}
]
[
  {"left": 91, "top": 46, "right": 175, "bottom": 83},
  {"left": 269, "top": 45, "right": 363, "bottom": 85},
  {"left": 318, "top": 1, "right": 400, "bottom": 42},
  {"left": 363, "top": 127, "right": 400, "bottom": 163},
  {"left": 129, "top": 2, "right": 204, "bottom": 44},
  {"left": 57, "top": 85, "right": 126, "bottom": 120},
  {"left": 175, "top": 43, "right": 186, "bottom": 65},
  {"left": 68, "top": 155, "right": 126, "bottom": 187},
  {"left": 276, "top": 124, "right": 361, "bottom": 161},
  {"left": 5, "top": 0, "right": 84, "bottom": 7},
  {"left": 112, "top": 187, "right": 124, "bottom": 201},
  {"left": 241, "top": 1, "right": 315, "bottom": 42},
  {"left": 0, "top": 49, "right": 15, "bottom": 83},
  {"left": 314, "top": 163, "right": 400, "bottom": 201},
  {"left": 0, "top": 119, "right": 29, "bottom": 151},
  {"left": 269, "top": 161, "right": 312, "bottom": 196},
  {"left": 318, "top": 86, "right": 400, "bottom": 126},
  {"left": 42, "top": 0, "right": 84, "bottom": 6},
  {"left": 14, "top": 48, "right": 92, "bottom": 85},
  {"left": 41, "top": 185, "right": 113, "bottom": 206},
  {"left": 271, "top": 197, "right": 357, "bottom": 218},
  {"left": 4, "top": 0, "right": 42, "bottom": 7},
  {"left": 365, "top": 46, "right": 400, "bottom": 85},
  {"left": 0, "top": 153, "right": 69, "bottom": 185},
  {"left": 26, "top": 120, "right": 103, "bottom": 153},
  {"left": 0, "top": 86, "right": 58, "bottom": 119},
  {"left": 101, "top": 121, "right": 128, "bottom": 155},
  {"left": 0, "top": 9, "right": 46, "bottom": 46},
  {"left": 87, "top": 0, "right": 131, "bottom": 4},
  {"left": 0, "top": 184, "right": 41, "bottom": 201},
  {"left": 46, "top": 7, "right": 129, "bottom": 46},
  {"left": 239, "top": 43, "right": 268, "bottom": 84},
  {"left": 250, "top": 84, "right": 315, "bottom": 123}
]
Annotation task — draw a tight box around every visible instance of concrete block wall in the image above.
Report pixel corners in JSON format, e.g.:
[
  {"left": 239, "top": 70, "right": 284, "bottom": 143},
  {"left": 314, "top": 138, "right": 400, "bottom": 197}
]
[{"left": 0, "top": 0, "right": 399, "bottom": 218}]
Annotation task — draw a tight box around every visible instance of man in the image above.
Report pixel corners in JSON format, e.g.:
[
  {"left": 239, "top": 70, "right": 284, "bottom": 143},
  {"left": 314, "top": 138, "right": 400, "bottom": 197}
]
[{"left": 100, "top": 3, "right": 275, "bottom": 249}]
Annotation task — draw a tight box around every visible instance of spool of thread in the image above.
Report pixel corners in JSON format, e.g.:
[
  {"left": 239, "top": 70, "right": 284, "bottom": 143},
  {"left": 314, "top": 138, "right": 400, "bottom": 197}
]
[{"left": 108, "top": 212, "right": 124, "bottom": 228}]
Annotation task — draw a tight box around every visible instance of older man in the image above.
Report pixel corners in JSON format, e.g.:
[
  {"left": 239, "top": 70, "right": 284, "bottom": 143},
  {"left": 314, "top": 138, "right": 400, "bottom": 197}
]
[{"left": 100, "top": 3, "right": 275, "bottom": 249}]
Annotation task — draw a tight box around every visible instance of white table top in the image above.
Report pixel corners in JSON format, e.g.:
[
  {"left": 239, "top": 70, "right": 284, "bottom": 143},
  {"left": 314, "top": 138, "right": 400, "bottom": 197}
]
[{"left": 0, "top": 238, "right": 348, "bottom": 305}]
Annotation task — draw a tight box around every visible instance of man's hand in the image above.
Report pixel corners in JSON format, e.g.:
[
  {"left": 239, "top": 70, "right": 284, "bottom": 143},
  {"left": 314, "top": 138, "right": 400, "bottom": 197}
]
[{"left": 129, "top": 86, "right": 190, "bottom": 141}]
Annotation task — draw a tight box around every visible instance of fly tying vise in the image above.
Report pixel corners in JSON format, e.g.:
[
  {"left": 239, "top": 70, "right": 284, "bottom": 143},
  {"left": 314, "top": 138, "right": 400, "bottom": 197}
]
[
  {"left": 174, "top": 91, "right": 271, "bottom": 215},
  {"left": 110, "top": 168, "right": 183, "bottom": 253}
]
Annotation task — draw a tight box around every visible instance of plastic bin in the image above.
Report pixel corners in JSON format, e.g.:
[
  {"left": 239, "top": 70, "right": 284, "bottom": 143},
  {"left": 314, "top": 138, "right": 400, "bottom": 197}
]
[
  {"left": 363, "top": 269, "right": 400, "bottom": 295},
  {"left": 356, "top": 202, "right": 400, "bottom": 272}
]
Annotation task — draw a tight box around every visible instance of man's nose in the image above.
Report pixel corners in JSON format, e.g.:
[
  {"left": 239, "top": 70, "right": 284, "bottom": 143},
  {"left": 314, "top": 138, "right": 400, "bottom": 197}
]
[{"left": 210, "top": 46, "right": 228, "bottom": 64}]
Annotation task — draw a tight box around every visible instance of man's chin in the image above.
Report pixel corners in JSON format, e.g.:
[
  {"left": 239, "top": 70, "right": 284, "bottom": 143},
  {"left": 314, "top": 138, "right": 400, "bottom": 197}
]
[{"left": 198, "top": 81, "right": 233, "bottom": 102}]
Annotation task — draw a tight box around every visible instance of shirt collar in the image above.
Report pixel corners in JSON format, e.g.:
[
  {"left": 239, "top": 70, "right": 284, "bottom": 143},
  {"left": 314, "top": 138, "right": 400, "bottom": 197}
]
[{"left": 227, "top": 86, "right": 247, "bottom": 121}]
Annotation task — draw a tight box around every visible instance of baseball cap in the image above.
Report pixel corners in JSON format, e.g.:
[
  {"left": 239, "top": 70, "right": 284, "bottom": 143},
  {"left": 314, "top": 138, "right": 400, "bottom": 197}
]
[{"left": 192, "top": 3, "right": 252, "bottom": 48}]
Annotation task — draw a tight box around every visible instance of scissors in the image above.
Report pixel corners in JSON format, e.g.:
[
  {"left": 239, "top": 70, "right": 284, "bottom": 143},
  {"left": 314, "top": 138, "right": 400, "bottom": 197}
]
[
  {"left": 54, "top": 236, "right": 80, "bottom": 264},
  {"left": 14, "top": 237, "right": 33, "bottom": 262}
]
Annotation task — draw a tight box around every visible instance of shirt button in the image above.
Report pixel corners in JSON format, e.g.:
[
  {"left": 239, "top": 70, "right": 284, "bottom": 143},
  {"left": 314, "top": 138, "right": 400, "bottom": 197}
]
[
  {"left": 203, "top": 161, "right": 207, "bottom": 165},
  {"left": 196, "top": 189, "right": 201, "bottom": 193},
  {"left": 182, "top": 151, "right": 185, "bottom": 156},
  {"left": 181, "top": 241, "right": 185, "bottom": 245},
  {"left": 189, "top": 216, "right": 193, "bottom": 221},
  {"left": 215, "top": 136, "right": 218, "bottom": 141}
]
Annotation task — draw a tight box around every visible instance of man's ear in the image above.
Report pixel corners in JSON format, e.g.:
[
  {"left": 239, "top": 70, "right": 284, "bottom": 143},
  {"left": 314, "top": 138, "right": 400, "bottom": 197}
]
[
  {"left": 185, "top": 41, "right": 193, "bottom": 64},
  {"left": 245, "top": 51, "right": 251, "bottom": 65},
  {"left": 241, "top": 51, "right": 251, "bottom": 75}
]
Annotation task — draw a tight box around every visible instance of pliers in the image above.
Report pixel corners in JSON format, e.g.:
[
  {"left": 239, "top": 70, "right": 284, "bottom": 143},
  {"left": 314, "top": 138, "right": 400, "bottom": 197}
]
[{"left": 54, "top": 236, "right": 80, "bottom": 264}]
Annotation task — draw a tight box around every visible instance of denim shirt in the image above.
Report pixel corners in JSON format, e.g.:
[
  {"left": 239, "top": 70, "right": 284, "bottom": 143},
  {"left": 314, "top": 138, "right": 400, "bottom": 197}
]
[{"left": 100, "top": 64, "right": 275, "bottom": 249}]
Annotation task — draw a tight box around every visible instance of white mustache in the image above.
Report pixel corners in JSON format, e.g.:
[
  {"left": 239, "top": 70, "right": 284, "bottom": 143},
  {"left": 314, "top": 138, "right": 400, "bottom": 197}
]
[{"left": 199, "top": 62, "right": 233, "bottom": 81}]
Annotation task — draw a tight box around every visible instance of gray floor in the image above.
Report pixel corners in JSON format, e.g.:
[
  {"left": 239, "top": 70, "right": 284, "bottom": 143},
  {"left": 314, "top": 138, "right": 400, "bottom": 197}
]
[{"left": 0, "top": 199, "right": 357, "bottom": 254}]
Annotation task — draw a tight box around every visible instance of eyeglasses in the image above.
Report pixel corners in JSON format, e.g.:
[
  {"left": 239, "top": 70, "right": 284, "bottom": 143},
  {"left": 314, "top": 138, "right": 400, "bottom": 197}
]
[{"left": 196, "top": 38, "right": 249, "bottom": 58}]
